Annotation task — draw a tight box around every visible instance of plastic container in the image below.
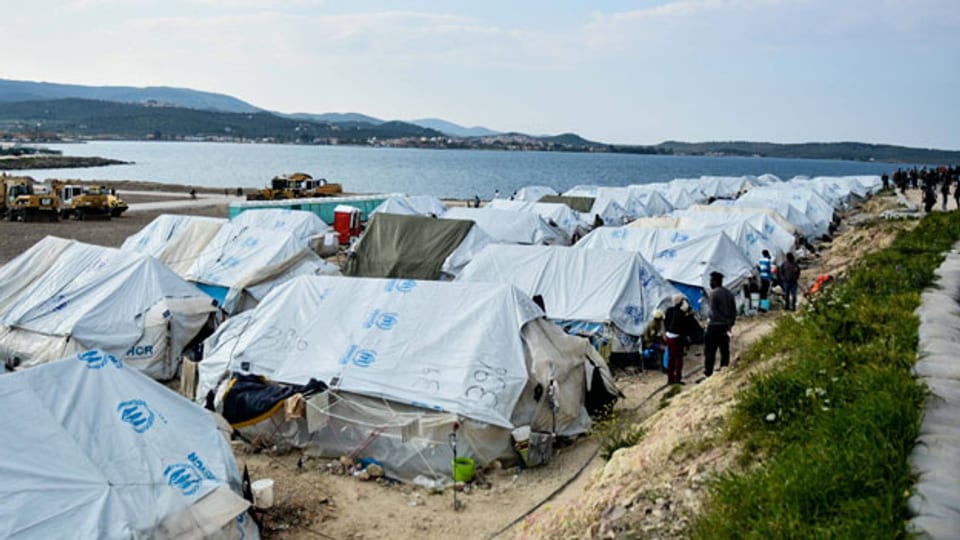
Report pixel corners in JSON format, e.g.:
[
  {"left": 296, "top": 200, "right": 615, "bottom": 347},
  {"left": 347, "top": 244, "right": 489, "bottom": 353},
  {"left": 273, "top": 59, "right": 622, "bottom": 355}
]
[
  {"left": 452, "top": 457, "right": 475, "bottom": 482},
  {"left": 759, "top": 299, "right": 771, "bottom": 312},
  {"left": 750, "top": 292, "right": 761, "bottom": 310},
  {"left": 251, "top": 478, "right": 275, "bottom": 509}
]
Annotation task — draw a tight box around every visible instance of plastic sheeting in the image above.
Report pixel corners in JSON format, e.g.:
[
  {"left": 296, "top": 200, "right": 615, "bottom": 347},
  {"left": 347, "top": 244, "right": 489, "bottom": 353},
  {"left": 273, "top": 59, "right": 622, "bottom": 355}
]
[
  {"left": 184, "top": 222, "right": 339, "bottom": 313},
  {"left": 909, "top": 243, "right": 960, "bottom": 538},
  {"left": 371, "top": 195, "right": 448, "bottom": 217},
  {"left": 228, "top": 208, "right": 331, "bottom": 240},
  {"left": 486, "top": 199, "right": 590, "bottom": 239},
  {"left": 575, "top": 227, "right": 755, "bottom": 291},
  {"left": 457, "top": 245, "right": 678, "bottom": 338},
  {"left": 199, "top": 276, "right": 601, "bottom": 430},
  {"left": 442, "top": 207, "right": 570, "bottom": 245},
  {"left": 0, "top": 237, "right": 216, "bottom": 379},
  {"left": 203, "top": 307, "right": 613, "bottom": 481},
  {"left": 0, "top": 351, "right": 255, "bottom": 540}
]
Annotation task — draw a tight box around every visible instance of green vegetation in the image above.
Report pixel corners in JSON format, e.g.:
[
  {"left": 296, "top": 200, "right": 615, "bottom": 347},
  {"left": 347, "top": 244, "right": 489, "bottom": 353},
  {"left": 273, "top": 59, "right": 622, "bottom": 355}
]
[
  {"left": 595, "top": 407, "right": 647, "bottom": 461},
  {"left": 658, "top": 140, "right": 960, "bottom": 164},
  {"left": 691, "top": 211, "right": 960, "bottom": 539},
  {"left": 0, "top": 98, "right": 443, "bottom": 143}
]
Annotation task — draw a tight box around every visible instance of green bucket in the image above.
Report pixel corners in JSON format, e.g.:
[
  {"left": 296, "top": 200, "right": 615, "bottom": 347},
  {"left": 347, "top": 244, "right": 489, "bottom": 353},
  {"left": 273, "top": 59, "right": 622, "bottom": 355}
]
[{"left": 452, "top": 457, "right": 475, "bottom": 483}]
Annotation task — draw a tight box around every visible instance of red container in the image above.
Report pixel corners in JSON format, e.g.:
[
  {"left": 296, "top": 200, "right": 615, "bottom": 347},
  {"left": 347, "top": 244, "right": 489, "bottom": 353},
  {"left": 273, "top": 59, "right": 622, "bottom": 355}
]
[{"left": 334, "top": 205, "right": 362, "bottom": 245}]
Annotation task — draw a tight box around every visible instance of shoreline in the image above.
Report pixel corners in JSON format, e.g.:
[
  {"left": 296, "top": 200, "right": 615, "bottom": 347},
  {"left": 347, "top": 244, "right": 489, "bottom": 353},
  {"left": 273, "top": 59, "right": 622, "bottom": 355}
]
[{"left": 0, "top": 155, "right": 127, "bottom": 170}]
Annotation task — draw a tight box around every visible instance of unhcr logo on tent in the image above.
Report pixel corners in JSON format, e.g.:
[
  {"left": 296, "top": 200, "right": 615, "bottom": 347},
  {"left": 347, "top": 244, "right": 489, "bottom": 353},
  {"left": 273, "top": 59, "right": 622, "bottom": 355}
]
[
  {"left": 117, "top": 399, "right": 155, "bottom": 433},
  {"left": 656, "top": 248, "right": 677, "bottom": 260},
  {"left": 340, "top": 344, "right": 377, "bottom": 367},
  {"left": 363, "top": 309, "right": 399, "bottom": 331},
  {"left": 384, "top": 278, "right": 416, "bottom": 293},
  {"left": 77, "top": 350, "right": 122, "bottom": 370},
  {"left": 164, "top": 463, "right": 203, "bottom": 496},
  {"left": 624, "top": 305, "right": 645, "bottom": 326}
]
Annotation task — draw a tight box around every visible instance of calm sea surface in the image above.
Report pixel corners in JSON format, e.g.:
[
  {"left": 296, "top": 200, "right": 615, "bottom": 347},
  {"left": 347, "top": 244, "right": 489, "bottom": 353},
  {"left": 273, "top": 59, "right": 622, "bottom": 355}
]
[{"left": 27, "top": 141, "right": 902, "bottom": 200}]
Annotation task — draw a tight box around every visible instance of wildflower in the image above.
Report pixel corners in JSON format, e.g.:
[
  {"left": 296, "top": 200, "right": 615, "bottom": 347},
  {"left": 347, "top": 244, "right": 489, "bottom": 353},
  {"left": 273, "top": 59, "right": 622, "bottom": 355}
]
[{"left": 765, "top": 413, "right": 776, "bottom": 422}]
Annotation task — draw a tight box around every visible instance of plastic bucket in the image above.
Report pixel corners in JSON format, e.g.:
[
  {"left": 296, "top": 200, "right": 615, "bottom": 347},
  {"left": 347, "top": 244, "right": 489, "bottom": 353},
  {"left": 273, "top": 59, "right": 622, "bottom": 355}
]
[
  {"left": 251, "top": 478, "right": 275, "bottom": 509},
  {"left": 452, "top": 457, "right": 475, "bottom": 482},
  {"left": 759, "top": 299, "right": 771, "bottom": 311},
  {"left": 750, "top": 292, "right": 760, "bottom": 309}
]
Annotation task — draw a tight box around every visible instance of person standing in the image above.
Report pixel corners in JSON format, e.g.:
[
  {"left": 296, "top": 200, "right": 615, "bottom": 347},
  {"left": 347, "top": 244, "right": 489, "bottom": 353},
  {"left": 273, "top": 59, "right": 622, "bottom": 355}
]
[
  {"left": 757, "top": 249, "right": 775, "bottom": 306},
  {"left": 779, "top": 252, "right": 801, "bottom": 311},
  {"left": 664, "top": 294, "right": 694, "bottom": 385},
  {"left": 704, "top": 271, "right": 737, "bottom": 378},
  {"left": 953, "top": 178, "right": 960, "bottom": 211},
  {"left": 941, "top": 176, "right": 951, "bottom": 211}
]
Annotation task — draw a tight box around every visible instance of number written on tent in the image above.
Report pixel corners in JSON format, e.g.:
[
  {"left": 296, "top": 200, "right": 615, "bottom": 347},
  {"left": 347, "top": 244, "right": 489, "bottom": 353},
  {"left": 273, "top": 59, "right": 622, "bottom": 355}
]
[
  {"left": 258, "top": 326, "right": 308, "bottom": 352},
  {"left": 464, "top": 360, "right": 508, "bottom": 407}
]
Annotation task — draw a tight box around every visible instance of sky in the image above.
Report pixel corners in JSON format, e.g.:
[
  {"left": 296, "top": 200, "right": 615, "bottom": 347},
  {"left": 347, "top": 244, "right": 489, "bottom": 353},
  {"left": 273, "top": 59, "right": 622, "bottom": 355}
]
[{"left": 5, "top": 0, "right": 960, "bottom": 148}]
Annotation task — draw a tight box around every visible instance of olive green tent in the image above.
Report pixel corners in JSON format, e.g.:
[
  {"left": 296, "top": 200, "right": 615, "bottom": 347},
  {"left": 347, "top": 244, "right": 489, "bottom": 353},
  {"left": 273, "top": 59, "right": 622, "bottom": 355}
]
[
  {"left": 538, "top": 195, "right": 596, "bottom": 214},
  {"left": 344, "top": 213, "right": 480, "bottom": 279}
]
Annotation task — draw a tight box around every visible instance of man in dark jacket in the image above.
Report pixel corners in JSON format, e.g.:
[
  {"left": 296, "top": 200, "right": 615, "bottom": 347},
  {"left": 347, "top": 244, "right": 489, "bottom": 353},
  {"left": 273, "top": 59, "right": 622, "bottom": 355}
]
[
  {"left": 664, "top": 294, "right": 697, "bottom": 385},
  {"left": 704, "top": 271, "right": 737, "bottom": 378},
  {"left": 779, "top": 252, "right": 801, "bottom": 311}
]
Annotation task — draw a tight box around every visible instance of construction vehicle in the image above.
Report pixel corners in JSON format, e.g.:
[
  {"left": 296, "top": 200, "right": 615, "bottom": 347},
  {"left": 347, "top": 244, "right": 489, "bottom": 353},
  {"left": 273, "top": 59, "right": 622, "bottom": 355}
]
[
  {"left": 246, "top": 172, "right": 342, "bottom": 201},
  {"left": 1, "top": 175, "right": 60, "bottom": 222},
  {"left": 107, "top": 193, "right": 128, "bottom": 217},
  {"left": 54, "top": 181, "right": 112, "bottom": 220}
]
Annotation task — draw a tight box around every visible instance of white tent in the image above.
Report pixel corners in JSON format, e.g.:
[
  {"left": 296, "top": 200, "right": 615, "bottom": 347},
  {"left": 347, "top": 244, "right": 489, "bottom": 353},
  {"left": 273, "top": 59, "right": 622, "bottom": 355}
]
[
  {"left": 641, "top": 191, "right": 675, "bottom": 217},
  {"left": 582, "top": 198, "right": 629, "bottom": 227},
  {"left": 371, "top": 195, "right": 448, "bottom": 217},
  {"left": 575, "top": 227, "right": 755, "bottom": 310},
  {"left": 121, "top": 214, "right": 227, "bottom": 276},
  {"left": 735, "top": 186, "right": 836, "bottom": 238},
  {"left": 486, "top": 199, "right": 590, "bottom": 239},
  {"left": 659, "top": 205, "right": 798, "bottom": 260},
  {"left": 229, "top": 207, "right": 331, "bottom": 241},
  {"left": 514, "top": 185, "right": 558, "bottom": 202},
  {"left": 198, "top": 276, "right": 615, "bottom": 479},
  {"left": 564, "top": 186, "right": 647, "bottom": 220},
  {"left": 0, "top": 351, "right": 256, "bottom": 539},
  {"left": 457, "top": 245, "right": 678, "bottom": 351},
  {"left": 0, "top": 237, "right": 216, "bottom": 380},
  {"left": 442, "top": 207, "right": 570, "bottom": 245},
  {"left": 184, "top": 221, "right": 340, "bottom": 313}
]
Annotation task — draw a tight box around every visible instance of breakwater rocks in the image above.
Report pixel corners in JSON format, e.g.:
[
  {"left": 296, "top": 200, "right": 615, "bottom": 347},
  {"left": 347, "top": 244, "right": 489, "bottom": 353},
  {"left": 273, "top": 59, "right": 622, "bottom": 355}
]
[{"left": 0, "top": 155, "right": 128, "bottom": 170}]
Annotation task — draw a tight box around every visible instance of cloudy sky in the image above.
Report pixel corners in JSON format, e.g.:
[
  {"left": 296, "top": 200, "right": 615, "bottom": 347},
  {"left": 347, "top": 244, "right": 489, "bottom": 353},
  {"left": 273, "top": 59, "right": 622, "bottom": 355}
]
[{"left": 6, "top": 0, "right": 959, "bottom": 148}]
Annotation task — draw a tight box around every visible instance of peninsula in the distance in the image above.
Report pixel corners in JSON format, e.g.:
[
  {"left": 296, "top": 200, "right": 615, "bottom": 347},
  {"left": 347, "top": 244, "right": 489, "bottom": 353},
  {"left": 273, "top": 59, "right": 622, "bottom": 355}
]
[{"left": 0, "top": 78, "right": 957, "bottom": 164}]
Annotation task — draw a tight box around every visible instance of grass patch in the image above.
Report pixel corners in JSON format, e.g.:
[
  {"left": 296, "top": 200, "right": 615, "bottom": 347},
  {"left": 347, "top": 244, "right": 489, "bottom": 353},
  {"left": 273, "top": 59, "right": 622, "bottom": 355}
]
[
  {"left": 658, "top": 383, "right": 684, "bottom": 410},
  {"left": 594, "top": 407, "right": 647, "bottom": 461},
  {"left": 691, "top": 211, "right": 960, "bottom": 539}
]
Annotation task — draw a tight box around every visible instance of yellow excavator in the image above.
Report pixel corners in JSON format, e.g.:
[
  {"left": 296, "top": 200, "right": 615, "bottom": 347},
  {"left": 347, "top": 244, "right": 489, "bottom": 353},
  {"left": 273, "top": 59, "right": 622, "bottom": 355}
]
[
  {"left": 246, "top": 172, "right": 342, "bottom": 200},
  {"left": 1, "top": 174, "right": 60, "bottom": 222}
]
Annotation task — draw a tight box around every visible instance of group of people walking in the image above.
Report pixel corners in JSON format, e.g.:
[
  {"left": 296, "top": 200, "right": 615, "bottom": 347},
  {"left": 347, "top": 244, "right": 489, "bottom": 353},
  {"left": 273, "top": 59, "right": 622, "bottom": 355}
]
[{"left": 887, "top": 166, "right": 960, "bottom": 213}]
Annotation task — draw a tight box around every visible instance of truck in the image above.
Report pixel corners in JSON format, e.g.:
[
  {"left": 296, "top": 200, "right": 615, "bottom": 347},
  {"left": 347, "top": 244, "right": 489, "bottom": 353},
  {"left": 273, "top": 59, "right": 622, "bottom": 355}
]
[
  {"left": 1, "top": 174, "right": 60, "bottom": 222},
  {"left": 246, "top": 172, "right": 343, "bottom": 200}
]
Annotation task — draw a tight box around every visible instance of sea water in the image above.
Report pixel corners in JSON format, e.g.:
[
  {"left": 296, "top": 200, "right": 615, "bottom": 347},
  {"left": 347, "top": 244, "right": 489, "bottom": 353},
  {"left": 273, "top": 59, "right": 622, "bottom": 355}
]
[{"left": 27, "top": 140, "right": 902, "bottom": 200}]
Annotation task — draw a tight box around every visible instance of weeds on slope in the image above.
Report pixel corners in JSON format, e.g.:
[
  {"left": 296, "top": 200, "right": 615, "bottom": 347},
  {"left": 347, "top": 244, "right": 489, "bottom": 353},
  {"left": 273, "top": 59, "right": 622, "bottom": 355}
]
[{"left": 691, "top": 211, "right": 960, "bottom": 539}]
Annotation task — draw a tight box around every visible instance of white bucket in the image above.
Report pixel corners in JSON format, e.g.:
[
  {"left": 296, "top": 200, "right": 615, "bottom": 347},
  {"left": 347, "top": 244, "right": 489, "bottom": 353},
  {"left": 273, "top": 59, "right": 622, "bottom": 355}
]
[
  {"left": 251, "top": 478, "right": 275, "bottom": 509},
  {"left": 750, "top": 292, "right": 760, "bottom": 310}
]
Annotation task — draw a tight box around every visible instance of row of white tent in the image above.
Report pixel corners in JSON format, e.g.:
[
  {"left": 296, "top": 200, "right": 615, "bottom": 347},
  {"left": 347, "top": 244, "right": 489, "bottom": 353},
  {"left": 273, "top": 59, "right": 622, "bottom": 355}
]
[{"left": 0, "top": 173, "right": 884, "bottom": 535}]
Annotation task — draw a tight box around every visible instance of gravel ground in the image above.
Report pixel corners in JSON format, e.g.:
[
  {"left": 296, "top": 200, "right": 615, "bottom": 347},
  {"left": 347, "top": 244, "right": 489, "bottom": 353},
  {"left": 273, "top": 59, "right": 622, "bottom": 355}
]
[{"left": 0, "top": 202, "right": 228, "bottom": 264}]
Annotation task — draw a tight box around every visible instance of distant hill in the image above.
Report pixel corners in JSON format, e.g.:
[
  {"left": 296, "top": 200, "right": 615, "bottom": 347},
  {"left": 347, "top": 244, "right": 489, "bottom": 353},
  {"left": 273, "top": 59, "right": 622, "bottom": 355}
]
[
  {"left": 284, "top": 112, "right": 384, "bottom": 125},
  {"left": 409, "top": 118, "right": 499, "bottom": 137},
  {"left": 656, "top": 140, "right": 960, "bottom": 164},
  {"left": 0, "top": 78, "right": 261, "bottom": 113},
  {"left": 0, "top": 98, "right": 443, "bottom": 142}
]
